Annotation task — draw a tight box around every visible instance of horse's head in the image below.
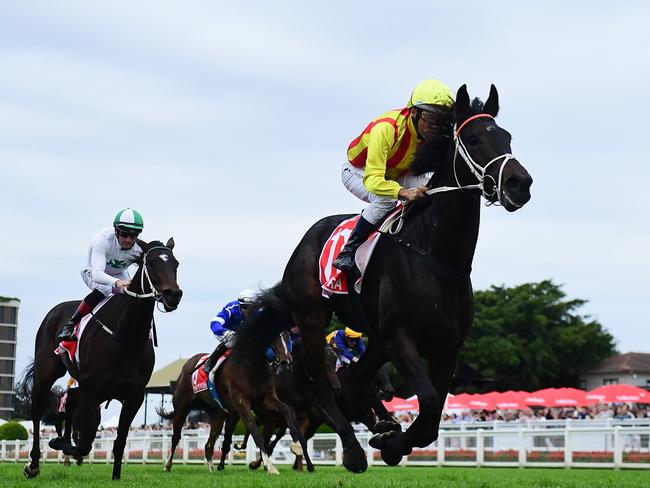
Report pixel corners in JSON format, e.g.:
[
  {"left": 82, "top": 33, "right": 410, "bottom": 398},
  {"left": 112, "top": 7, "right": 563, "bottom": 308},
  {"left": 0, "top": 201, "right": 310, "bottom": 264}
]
[
  {"left": 132, "top": 238, "right": 183, "bottom": 311},
  {"left": 453, "top": 84, "right": 532, "bottom": 211},
  {"left": 271, "top": 331, "right": 293, "bottom": 374}
]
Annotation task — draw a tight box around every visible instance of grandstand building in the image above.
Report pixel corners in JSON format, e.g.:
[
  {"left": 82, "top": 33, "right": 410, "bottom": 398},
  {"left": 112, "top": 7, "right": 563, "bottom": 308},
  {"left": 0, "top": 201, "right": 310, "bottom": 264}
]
[{"left": 0, "top": 296, "right": 19, "bottom": 420}]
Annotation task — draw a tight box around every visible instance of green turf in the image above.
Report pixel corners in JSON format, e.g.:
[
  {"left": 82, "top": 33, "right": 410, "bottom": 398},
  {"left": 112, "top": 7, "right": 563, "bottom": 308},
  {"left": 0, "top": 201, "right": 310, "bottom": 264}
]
[{"left": 1, "top": 463, "right": 648, "bottom": 488}]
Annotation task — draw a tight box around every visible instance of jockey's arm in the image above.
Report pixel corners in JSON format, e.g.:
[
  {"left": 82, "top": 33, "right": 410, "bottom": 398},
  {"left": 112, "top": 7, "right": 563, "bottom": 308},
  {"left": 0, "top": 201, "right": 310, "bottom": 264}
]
[
  {"left": 89, "top": 235, "right": 119, "bottom": 286},
  {"left": 209, "top": 302, "right": 235, "bottom": 336},
  {"left": 362, "top": 122, "right": 402, "bottom": 199}
]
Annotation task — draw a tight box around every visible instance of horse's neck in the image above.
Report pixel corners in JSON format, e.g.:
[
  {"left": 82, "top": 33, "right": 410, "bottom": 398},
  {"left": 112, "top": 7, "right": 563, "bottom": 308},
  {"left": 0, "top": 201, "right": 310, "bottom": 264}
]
[
  {"left": 114, "top": 294, "right": 154, "bottom": 343},
  {"left": 406, "top": 154, "right": 482, "bottom": 272}
]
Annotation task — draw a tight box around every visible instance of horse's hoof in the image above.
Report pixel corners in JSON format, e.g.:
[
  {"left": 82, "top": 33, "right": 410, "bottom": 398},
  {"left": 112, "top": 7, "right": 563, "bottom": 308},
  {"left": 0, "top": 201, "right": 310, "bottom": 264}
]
[
  {"left": 374, "top": 420, "right": 402, "bottom": 434},
  {"left": 342, "top": 445, "right": 367, "bottom": 473},
  {"left": 267, "top": 465, "right": 280, "bottom": 475},
  {"left": 23, "top": 464, "right": 40, "bottom": 479},
  {"left": 217, "top": 464, "right": 225, "bottom": 471},
  {"left": 307, "top": 464, "right": 315, "bottom": 473},
  {"left": 75, "top": 457, "right": 83, "bottom": 466},
  {"left": 369, "top": 430, "right": 397, "bottom": 450},
  {"left": 380, "top": 448, "right": 402, "bottom": 466},
  {"left": 163, "top": 466, "right": 171, "bottom": 472},
  {"left": 248, "top": 460, "right": 261, "bottom": 470},
  {"left": 48, "top": 437, "right": 66, "bottom": 450}
]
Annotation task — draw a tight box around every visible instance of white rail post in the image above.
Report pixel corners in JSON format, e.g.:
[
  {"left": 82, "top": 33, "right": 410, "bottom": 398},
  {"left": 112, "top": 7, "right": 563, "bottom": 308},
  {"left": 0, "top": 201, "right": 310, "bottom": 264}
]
[
  {"left": 334, "top": 436, "right": 343, "bottom": 466},
  {"left": 162, "top": 431, "right": 168, "bottom": 463},
  {"left": 143, "top": 435, "right": 148, "bottom": 464},
  {"left": 518, "top": 429, "right": 525, "bottom": 467},
  {"left": 613, "top": 425, "right": 622, "bottom": 469},
  {"left": 365, "top": 433, "right": 374, "bottom": 467},
  {"left": 182, "top": 436, "right": 189, "bottom": 464},
  {"left": 1, "top": 439, "right": 5, "bottom": 460},
  {"left": 437, "top": 431, "right": 445, "bottom": 466},
  {"left": 15, "top": 439, "right": 20, "bottom": 461},
  {"left": 246, "top": 436, "right": 256, "bottom": 464},
  {"left": 564, "top": 424, "right": 571, "bottom": 468},
  {"left": 476, "top": 429, "right": 484, "bottom": 467}
]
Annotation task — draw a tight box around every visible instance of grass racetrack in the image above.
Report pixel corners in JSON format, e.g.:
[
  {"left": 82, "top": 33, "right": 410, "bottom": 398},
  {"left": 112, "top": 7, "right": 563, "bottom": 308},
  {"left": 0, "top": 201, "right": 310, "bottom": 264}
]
[{"left": 2, "top": 463, "right": 648, "bottom": 487}]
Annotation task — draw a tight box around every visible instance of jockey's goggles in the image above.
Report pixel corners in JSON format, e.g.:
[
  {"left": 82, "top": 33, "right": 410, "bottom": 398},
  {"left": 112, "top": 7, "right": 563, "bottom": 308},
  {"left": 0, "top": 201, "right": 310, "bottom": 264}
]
[
  {"left": 418, "top": 107, "right": 451, "bottom": 127},
  {"left": 116, "top": 229, "right": 140, "bottom": 239}
]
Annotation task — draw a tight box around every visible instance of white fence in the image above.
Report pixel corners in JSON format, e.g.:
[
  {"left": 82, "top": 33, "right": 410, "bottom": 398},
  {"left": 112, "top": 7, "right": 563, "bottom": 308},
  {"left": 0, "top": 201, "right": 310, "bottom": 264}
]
[{"left": 2, "top": 419, "right": 649, "bottom": 469}]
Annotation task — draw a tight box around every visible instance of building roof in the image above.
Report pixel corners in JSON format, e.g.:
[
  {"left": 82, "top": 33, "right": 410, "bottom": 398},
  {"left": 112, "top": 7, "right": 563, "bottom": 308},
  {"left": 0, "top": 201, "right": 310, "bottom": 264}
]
[
  {"left": 146, "top": 358, "right": 188, "bottom": 392},
  {"left": 585, "top": 352, "right": 650, "bottom": 375},
  {"left": 0, "top": 296, "right": 20, "bottom": 303}
]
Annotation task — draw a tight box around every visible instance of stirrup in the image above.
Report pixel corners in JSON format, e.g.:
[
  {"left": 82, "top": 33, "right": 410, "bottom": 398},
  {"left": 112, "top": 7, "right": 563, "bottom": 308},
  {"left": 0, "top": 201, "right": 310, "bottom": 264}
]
[
  {"left": 333, "top": 251, "right": 355, "bottom": 271},
  {"left": 58, "top": 326, "right": 77, "bottom": 342}
]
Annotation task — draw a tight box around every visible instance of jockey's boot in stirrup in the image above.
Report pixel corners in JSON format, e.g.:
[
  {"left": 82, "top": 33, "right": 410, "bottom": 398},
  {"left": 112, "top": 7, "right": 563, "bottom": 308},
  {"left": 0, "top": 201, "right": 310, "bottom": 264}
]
[
  {"left": 57, "top": 310, "right": 84, "bottom": 342},
  {"left": 57, "top": 290, "right": 105, "bottom": 343},
  {"left": 203, "top": 343, "right": 227, "bottom": 375},
  {"left": 333, "top": 215, "right": 377, "bottom": 271}
]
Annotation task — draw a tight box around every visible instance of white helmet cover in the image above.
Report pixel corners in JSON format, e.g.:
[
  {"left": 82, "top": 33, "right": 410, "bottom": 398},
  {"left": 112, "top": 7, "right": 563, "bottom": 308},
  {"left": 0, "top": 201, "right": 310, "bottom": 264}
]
[{"left": 237, "top": 288, "right": 257, "bottom": 305}]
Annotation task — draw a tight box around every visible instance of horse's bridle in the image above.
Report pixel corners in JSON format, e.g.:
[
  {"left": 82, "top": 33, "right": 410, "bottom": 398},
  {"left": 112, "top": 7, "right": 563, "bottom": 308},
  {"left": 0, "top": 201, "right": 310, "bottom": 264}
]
[
  {"left": 123, "top": 245, "right": 173, "bottom": 305},
  {"left": 384, "top": 113, "right": 518, "bottom": 236},
  {"left": 424, "top": 113, "right": 518, "bottom": 207}
]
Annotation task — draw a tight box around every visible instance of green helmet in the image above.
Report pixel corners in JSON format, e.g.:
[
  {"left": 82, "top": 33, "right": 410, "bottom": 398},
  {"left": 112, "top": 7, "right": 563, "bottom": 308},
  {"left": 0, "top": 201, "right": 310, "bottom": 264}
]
[
  {"left": 113, "top": 208, "right": 144, "bottom": 233},
  {"left": 407, "top": 79, "right": 454, "bottom": 112}
]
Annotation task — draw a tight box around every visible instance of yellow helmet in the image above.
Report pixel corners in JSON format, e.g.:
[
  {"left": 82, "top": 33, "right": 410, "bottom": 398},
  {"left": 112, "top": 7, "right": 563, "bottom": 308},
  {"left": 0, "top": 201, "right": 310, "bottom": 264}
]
[
  {"left": 407, "top": 79, "right": 454, "bottom": 111},
  {"left": 344, "top": 327, "right": 362, "bottom": 339}
]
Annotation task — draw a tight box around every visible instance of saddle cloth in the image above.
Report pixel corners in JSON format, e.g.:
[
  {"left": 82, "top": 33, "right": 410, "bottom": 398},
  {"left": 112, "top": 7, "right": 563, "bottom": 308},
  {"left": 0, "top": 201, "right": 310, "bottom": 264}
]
[
  {"left": 319, "top": 216, "right": 384, "bottom": 298},
  {"left": 54, "top": 296, "right": 111, "bottom": 363},
  {"left": 191, "top": 350, "right": 231, "bottom": 394}
]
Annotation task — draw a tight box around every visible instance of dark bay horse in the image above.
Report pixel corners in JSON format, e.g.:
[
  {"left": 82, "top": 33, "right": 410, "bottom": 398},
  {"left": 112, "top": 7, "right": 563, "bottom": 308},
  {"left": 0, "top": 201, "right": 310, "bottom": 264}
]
[
  {"left": 244, "top": 85, "right": 532, "bottom": 471},
  {"left": 24, "top": 238, "right": 182, "bottom": 480},
  {"left": 240, "top": 342, "right": 398, "bottom": 471},
  {"left": 160, "top": 331, "right": 310, "bottom": 474}
]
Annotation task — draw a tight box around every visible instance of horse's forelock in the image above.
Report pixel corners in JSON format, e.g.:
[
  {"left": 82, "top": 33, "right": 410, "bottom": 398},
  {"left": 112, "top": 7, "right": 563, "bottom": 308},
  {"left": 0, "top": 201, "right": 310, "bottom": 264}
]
[{"left": 470, "top": 97, "right": 484, "bottom": 115}]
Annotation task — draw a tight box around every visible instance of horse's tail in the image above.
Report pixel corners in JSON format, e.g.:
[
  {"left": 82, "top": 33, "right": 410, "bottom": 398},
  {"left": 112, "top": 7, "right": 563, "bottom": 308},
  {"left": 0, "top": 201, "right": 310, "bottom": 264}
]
[
  {"left": 17, "top": 361, "right": 36, "bottom": 398},
  {"left": 229, "top": 283, "right": 293, "bottom": 364},
  {"left": 156, "top": 406, "right": 175, "bottom": 420}
]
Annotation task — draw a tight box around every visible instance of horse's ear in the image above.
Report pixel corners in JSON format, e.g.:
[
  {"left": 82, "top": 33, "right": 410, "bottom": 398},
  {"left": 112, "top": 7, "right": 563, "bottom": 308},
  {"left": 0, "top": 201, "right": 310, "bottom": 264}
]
[
  {"left": 166, "top": 237, "right": 175, "bottom": 250},
  {"left": 455, "top": 84, "right": 471, "bottom": 121},
  {"left": 483, "top": 84, "right": 499, "bottom": 117},
  {"left": 137, "top": 239, "right": 150, "bottom": 252}
]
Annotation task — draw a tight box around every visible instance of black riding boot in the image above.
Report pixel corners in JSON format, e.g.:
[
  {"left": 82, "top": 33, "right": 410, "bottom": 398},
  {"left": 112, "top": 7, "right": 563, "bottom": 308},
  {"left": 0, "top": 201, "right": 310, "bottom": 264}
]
[
  {"left": 202, "top": 343, "right": 228, "bottom": 374},
  {"left": 333, "top": 215, "right": 377, "bottom": 271},
  {"left": 57, "top": 289, "right": 105, "bottom": 342},
  {"left": 57, "top": 310, "right": 83, "bottom": 342}
]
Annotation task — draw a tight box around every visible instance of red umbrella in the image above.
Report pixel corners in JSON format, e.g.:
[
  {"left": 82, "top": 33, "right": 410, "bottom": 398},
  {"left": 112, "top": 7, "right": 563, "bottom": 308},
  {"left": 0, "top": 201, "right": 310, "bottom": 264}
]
[
  {"left": 586, "top": 384, "right": 648, "bottom": 403},
  {"left": 382, "top": 396, "right": 419, "bottom": 412},
  {"left": 524, "top": 388, "right": 592, "bottom": 407},
  {"left": 466, "top": 393, "right": 497, "bottom": 410},
  {"left": 490, "top": 390, "right": 528, "bottom": 410},
  {"left": 445, "top": 393, "right": 473, "bottom": 409}
]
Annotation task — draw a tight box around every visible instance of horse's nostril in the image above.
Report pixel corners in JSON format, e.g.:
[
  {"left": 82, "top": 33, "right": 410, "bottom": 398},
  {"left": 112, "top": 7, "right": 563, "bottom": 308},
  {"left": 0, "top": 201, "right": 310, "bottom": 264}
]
[{"left": 505, "top": 177, "right": 522, "bottom": 193}]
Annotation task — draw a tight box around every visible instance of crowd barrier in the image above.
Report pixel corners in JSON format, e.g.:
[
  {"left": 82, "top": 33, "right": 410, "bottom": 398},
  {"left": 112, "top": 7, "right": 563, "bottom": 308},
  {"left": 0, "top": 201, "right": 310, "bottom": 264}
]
[{"left": 2, "top": 419, "right": 649, "bottom": 469}]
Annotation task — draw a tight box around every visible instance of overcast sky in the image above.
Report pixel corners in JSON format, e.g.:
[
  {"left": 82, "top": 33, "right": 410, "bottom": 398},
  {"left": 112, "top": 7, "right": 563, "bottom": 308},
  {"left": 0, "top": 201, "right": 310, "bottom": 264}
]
[{"left": 2, "top": 1, "right": 649, "bottom": 423}]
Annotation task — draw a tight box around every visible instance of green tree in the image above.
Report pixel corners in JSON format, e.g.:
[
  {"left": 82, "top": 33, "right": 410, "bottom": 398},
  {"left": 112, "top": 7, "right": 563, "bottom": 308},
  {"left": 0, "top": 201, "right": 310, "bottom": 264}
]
[{"left": 459, "top": 280, "right": 616, "bottom": 391}]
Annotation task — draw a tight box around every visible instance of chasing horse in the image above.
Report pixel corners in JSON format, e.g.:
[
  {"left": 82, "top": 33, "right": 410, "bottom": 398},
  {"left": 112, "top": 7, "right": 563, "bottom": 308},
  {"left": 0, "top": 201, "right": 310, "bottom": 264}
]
[
  {"left": 244, "top": 83, "right": 533, "bottom": 472},
  {"left": 159, "top": 331, "right": 293, "bottom": 473},
  {"left": 24, "top": 210, "right": 182, "bottom": 480},
  {"left": 161, "top": 329, "right": 313, "bottom": 475}
]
